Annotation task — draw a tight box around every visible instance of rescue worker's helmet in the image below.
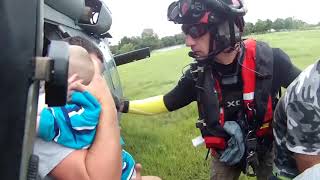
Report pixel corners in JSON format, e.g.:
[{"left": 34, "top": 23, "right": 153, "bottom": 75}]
[{"left": 167, "top": 0, "right": 247, "bottom": 57}]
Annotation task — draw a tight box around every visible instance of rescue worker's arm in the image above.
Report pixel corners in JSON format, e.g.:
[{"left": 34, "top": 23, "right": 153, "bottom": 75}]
[
  {"left": 120, "top": 69, "right": 196, "bottom": 115},
  {"left": 121, "top": 95, "right": 169, "bottom": 115},
  {"left": 50, "top": 59, "right": 122, "bottom": 180}
]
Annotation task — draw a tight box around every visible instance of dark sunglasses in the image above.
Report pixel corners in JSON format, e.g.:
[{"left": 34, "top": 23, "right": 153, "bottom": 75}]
[{"left": 181, "top": 24, "right": 208, "bottom": 39}]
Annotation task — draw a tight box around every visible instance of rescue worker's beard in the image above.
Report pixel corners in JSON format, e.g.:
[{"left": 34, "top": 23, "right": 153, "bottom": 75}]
[
  {"left": 188, "top": 51, "right": 219, "bottom": 60},
  {"left": 188, "top": 41, "right": 231, "bottom": 62},
  {"left": 188, "top": 39, "right": 220, "bottom": 61},
  {"left": 214, "top": 44, "right": 241, "bottom": 65}
]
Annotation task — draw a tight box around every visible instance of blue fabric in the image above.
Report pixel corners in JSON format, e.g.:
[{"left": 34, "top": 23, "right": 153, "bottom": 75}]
[
  {"left": 121, "top": 150, "right": 136, "bottom": 180},
  {"left": 120, "top": 137, "right": 125, "bottom": 145},
  {"left": 38, "top": 91, "right": 101, "bottom": 149},
  {"left": 219, "top": 121, "right": 245, "bottom": 165}
]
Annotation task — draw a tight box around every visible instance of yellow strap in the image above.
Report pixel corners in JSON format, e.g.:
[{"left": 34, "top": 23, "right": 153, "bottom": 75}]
[
  {"left": 260, "top": 122, "right": 270, "bottom": 129},
  {"left": 128, "top": 95, "right": 168, "bottom": 115}
]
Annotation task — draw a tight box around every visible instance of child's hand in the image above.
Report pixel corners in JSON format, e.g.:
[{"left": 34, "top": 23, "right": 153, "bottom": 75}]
[{"left": 67, "top": 74, "right": 83, "bottom": 102}]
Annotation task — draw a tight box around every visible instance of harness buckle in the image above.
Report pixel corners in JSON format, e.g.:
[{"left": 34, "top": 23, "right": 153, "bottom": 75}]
[
  {"left": 196, "top": 119, "right": 206, "bottom": 129},
  {"left": 190, "top": 65, "right": 204, "bottom": 82},
  {"left": 245, "top": 151, "right": 259, "bottom": 177},
  {"left": 246, "top": 102, "right": 257, "bottom": 115},
  {"left": 244, "top": 130, "right": 259, "bottom": 177},
  {"left": 190, "top": 66, "right": 204, "bottom": 73}
]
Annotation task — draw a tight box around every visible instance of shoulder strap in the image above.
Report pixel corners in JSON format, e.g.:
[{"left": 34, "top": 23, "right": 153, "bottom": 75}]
[
  {"left": 253, "top": 41, "right": 274, "bottom": 122},
  {"left": 191, "top": 62, "right": 228, "bottom": 137}
]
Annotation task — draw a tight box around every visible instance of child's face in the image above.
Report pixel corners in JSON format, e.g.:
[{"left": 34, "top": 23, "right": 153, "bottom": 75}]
[{"left": 68, "top": 46, "right": 94, "bottom": 84}]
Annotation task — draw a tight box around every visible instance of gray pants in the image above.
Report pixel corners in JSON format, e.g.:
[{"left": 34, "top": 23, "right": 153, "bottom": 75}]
[{"left": 210, "top": 150, "right": 273, "bottom": 180}]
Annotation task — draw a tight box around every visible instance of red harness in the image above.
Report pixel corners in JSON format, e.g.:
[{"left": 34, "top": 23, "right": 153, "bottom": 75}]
[{"left": 204, "top": 39, "right": 273, "bottom": 151}]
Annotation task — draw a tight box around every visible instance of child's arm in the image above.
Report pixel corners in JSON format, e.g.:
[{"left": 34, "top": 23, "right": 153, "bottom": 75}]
[
  {"left": 36, "top": 93, "right": 57, "bottom": 141},
  {"left": 68, "top": 91, "right": 101, "bottom": 130},
  {"left": 37, "top": 91, "right": 101, "bottom": 149},
  {"left": 36, "top": 93, "right": 47, "bottom": 133},
  {"left": 38, "top": 107, "right": 58, "bottom": 141}
]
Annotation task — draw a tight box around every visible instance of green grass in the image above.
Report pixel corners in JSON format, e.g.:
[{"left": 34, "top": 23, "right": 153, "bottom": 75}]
[{"left": 118, "top": 30, "right": 320, "bottom": 180}]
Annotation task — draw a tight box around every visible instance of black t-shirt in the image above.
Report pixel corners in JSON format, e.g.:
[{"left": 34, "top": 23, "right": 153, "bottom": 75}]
[
  {"left": 213, "top": 59, "right": 243, "bottom": 121},
  {"left": 163, "top": 47, "right": 301, "bottom": 121}
]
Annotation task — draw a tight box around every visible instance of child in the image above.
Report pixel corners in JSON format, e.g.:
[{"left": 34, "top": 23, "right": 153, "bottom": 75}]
[{"left": 37, "top": 45, "right": 136, "bottom": 180}]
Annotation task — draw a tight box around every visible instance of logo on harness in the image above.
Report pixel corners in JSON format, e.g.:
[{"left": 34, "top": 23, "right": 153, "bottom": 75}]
[{"left": 226, "top": 100, "right": 241, "bottom": 108}]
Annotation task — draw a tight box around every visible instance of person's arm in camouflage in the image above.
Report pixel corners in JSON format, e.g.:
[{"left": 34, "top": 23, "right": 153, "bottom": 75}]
[
  {"left": 285, "top": 62, "right": 320, "bottom": 173},
  {"left": 286, "top": 100, "right": 320, "bottom": 173}
]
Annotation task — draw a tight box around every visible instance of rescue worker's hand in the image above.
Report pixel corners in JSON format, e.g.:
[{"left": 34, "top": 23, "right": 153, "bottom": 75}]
[
  {"left": 219, "top": 121, "right": 245, "bottom": 165},
  {"left": 117, "top": 99, "right": 129, "bottom": 113},
  {"left": 111, "top": 93, "right": 122, "bottom": 112}
]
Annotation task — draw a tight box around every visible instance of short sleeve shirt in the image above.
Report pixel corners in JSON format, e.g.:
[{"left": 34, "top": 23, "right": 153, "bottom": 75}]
[{"left": 273, "top": 61, "right": 320, "bottom": 178}]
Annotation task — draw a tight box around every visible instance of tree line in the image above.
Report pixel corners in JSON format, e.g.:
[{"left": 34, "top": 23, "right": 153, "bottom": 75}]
[
  {"left": 110, "top": 28, "right": 185, "bottom": 55},
  {"left": 111, "top": 17, "right": 318, "bottom": 55},
  {"left": 243, "top": 17, "right": 315, "bottom": 35}
]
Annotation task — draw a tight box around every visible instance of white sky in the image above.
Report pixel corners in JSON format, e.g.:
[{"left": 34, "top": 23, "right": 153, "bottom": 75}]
[{"left": 106, "top": 0, "right": 320, "bottom": 45}]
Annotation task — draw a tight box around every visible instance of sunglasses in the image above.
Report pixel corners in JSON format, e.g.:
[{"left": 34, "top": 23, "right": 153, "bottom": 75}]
[{"left": 181, "top": 24, "right": 209, "bottom": 39}]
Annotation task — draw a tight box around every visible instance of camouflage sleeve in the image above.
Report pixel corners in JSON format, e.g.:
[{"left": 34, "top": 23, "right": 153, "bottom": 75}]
[
  {"left": 273, "top": 96, "right": 287, "bottom": 143},
  {"left": 284, "top": 61, "right": 320, "bottom": 155},
  {"left": 286, "top": 100, "right": 320, "bottom": 155}
]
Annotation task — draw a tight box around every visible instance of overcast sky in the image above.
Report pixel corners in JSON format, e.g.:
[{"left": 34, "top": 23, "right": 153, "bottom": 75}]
[{"left": 106, "top": 0, "right": 320, "bottom": 45}]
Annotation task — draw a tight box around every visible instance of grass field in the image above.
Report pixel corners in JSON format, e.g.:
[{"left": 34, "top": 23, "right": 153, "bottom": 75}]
[{"left": 117, "top": 30, "right": 320, "bottom": 180}]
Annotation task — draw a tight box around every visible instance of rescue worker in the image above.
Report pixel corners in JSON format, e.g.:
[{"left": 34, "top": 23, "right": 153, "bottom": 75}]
[{"left": 119, "top": 0, "right": 301, "bottom": 179}]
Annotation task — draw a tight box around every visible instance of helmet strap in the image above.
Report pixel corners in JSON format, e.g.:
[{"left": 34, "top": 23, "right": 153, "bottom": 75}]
[
  {"left": 207, "top": 24, "right": 229, "bottom": 59},
  {"left": 209, "top": 29, "right": 215, "bottom": 54},
  {"left": 228, "top": 19, "right": 236, "bottom": 48},
  {"left": 207, "top": 18, "right": 240, "bottom": 57}
]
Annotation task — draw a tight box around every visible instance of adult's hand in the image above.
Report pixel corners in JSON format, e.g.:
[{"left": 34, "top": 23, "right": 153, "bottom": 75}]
[{"left": 133, "top": 163, "right": 162, "bottom": 180}]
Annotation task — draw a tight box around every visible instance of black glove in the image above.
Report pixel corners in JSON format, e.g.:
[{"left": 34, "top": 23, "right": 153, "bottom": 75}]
[{"left": 111, "top": 93, "right": 129, "bottom": 113}]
